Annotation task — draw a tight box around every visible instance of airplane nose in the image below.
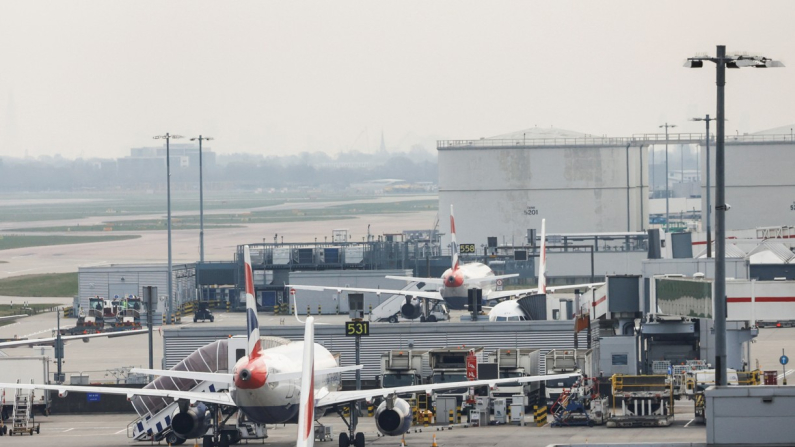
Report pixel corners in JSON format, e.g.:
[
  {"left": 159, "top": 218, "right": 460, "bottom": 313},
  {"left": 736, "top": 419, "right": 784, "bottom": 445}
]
[{"left": 239, "top": 368, "right": 252, "bottom": 381}]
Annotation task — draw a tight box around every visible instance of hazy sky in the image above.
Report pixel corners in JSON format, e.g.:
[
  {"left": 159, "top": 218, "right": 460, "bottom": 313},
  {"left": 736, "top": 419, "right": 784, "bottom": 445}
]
[{"left": 1, "top": 1, "right": 794, "bottom": 159}]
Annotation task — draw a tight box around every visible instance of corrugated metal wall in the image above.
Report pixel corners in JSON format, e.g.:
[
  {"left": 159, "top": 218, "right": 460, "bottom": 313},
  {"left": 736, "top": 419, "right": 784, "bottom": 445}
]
[{"left": 163, "top": 322, "right": 590, "bottom": 380}]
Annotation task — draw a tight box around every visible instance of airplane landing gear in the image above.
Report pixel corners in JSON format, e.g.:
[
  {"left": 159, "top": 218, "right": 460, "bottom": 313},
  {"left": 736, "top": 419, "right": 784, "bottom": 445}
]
[{"left": 336, "top": 405, "right": 365, "bottom": 447}]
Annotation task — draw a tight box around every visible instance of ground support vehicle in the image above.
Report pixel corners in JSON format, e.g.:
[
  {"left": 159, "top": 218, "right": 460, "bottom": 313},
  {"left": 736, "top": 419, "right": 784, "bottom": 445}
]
[
  {"left": 7, "top": 385, "right": 40, "bottom": 436},
  {"left": 0, "top": 357, "right": 50, "bottom": 419},
  {"left": 428, "top": 347, "right": 484, "bottom": 422},
  {"left": 488, "top": 348, "right": 541, "bottom": 410},
  {"left": 194, "top": 302, "right": 215, "bottom": 323},
  {"left": 544, "top": 349, "right": 594, "bottom": 406},
  {"left": 607, "top": 375, "right": 674, "bottom": 428},
  {"left": 549, "top": 377, "right": 607, "bottom": 427}
]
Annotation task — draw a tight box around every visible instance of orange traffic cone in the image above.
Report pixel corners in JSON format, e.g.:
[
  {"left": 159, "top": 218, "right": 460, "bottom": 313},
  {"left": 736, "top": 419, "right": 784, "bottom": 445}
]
[{"left": 431, "top": 433, "right": 438, "bottom": 447}]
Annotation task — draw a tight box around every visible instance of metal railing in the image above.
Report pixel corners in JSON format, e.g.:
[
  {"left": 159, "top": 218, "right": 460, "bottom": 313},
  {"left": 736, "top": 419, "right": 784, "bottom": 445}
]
[{"left": 439, "top": 133, "right": 795, "bottom": 148}]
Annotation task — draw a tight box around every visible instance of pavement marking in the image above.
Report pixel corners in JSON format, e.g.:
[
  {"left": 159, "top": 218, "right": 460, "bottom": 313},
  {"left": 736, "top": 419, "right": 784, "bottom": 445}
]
[
  {"left": 63, "top": 428, "right": 75, "bottom": 432},
  {"left": 684, "top": 419, "right": 694, "bottom": 427},
  {"left": 114, "top": 428, "right": 126, "bottom": 434},
  {"left": 776, "top": 369, "right": 794, "bottom": 379}
]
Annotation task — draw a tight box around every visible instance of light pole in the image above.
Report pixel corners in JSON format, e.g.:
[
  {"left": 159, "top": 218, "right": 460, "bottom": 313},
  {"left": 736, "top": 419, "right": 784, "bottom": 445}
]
[
  {"left": 659, "top": 123, "right": 677, "bottom": 232},
  {"left": 692, "top": 115, "right": 726, "bottom": 258},
  {"left": 154, "top": 133, "right": 183, "bottom": 324},
  {"left": 685, "top": 46, "right": 783, "bottom": 386},
  {"left": 189, "top": 136, "right": 213, "bottom": 263}
]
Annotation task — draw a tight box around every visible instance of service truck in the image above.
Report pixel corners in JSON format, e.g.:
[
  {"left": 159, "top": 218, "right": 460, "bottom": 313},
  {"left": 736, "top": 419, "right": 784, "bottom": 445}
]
[
  {"left": 428, "top": 347, "right": 484, "bottom": 402},
  {"left": 0, "top": 356, "right": 51, "bottom": 419},
  {"left": 379, "top": 349, "right": 427, "bottom": 388},
  {"left": 488, "top": 348, "right": 542, "bottom": 409},
  {"left": 544, "top": 349, "right": 594, "bottom": 406}
]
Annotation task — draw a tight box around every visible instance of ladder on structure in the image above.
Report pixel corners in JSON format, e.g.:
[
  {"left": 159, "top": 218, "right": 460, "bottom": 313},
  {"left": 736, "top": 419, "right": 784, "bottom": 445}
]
[{"left": 11, "top": 380, "right": 37, "bottom": 435}]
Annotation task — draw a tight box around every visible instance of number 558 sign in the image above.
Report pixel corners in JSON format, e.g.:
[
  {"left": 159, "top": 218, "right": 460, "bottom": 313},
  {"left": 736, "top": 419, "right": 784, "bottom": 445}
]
[{"left": 345, "top": 321, "right": 370, "bottom": 337}]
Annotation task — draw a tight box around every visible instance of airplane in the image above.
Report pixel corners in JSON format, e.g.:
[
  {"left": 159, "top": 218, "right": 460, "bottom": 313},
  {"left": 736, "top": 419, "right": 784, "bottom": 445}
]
[
  {"left": 483, "top": 219, "right": 603, "bottom": 321},
  {"left": 388, "top": 209, "right": 603, "bottom": 310},
  {"left": 0, "top": 245, "right": 577, "bottom": 447},
  {"left": 382, "top": 205, "right": 519, "bottom": 309}
]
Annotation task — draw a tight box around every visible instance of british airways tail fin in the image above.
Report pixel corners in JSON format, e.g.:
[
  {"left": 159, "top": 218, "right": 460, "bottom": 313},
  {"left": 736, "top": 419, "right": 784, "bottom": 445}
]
[
  {"left": 296, "top": 316, "right": 315, "bottom": 447},
  {"left": 243, "top": 246, "right": 261, "bottom": 358},
  {"left": 538, "top": 219, "right": 547, "bottom": 294},
  {"left": 450, "top": 205, "right": 459, "bottom": 272}
]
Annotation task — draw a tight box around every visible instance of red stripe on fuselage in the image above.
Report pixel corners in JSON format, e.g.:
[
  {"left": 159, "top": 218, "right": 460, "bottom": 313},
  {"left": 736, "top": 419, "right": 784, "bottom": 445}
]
[
  {"left": 727, "top": 297, "right": 795, "bottom": 303},
  {"left": 304, "top": 369, "right": 314, "bottom": 439},
  {"left": 245, "top": 263, "right": 254, "bottom": 295}
]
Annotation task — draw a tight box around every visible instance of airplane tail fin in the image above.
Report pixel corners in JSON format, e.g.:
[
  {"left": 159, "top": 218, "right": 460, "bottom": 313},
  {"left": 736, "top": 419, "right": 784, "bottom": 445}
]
[
  {"left": 296, "top": 316, "right": 315, "bottom": 447},
  {"left": 538, "top": 219, "right": 547, "bottom": 294},
  {"left": 450, "top": 205, "right": 458, "bottom": 271},
  {"left": 243, "top": 246, "right": 261, "bottom": 358}
]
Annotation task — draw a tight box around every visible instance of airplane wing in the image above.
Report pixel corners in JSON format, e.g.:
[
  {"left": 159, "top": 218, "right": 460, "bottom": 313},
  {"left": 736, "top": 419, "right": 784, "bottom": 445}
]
[
  {"left": 465, "top": 274, "right": 520, "bottom": 285},
  {"left": 130, "top": 364, "right": 363, "bottom": 385},
  {"left": 0, "top": 314, "right": 28, "bottom": 323},
  {"left": 486, "top": 282, "right": 605, "bottom": 301},
  {"left": 547, "top": 282, "right": 605, "bottom": 293},
  {"left": 288, "top": 285, "right": 444, "bottom": 301},
  {"left": 384, "top": 276, "right": 446, "bottom": 286},
  {"left": 0, "top": 328, "right": 148, "bottom": 349},
  {"left": 0, "top": 382, "right": 235, "bottom": 406},
  {"left": 315, "top": 373, "right": 578, "bottom": 407}
]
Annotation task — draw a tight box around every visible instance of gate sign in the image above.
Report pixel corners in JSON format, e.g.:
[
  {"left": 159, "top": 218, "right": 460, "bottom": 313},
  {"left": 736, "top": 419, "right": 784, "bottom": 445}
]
[
  {"left": 466, "top": 353, "right": 477, "bottom": 381},
  {"left": 781, "top": 355, "right": 789, "bottom": 366}
]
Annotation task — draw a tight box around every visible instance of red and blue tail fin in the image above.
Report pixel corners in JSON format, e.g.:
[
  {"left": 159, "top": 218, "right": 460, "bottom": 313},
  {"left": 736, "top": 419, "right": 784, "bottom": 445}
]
[
  {"left": 450, "top": 205, "right": 459, "bottom": 272},
  {"left": 243, "top": 246, "right": 261, "bottom": 358},
  {"left": 538, "top": 219, "right": 547, "bottom": 294},
  {"left": 296, "top": 316, "right": 315, "bottom": 447}
]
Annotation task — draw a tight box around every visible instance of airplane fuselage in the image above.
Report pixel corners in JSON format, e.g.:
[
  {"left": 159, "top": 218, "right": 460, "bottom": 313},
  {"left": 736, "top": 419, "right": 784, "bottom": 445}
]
[
  {"left": 231, "top": 342, "right": 339, "bottom": 424},
  {"left": 440, "top": 262, "right": 497, "bottom": 309}
]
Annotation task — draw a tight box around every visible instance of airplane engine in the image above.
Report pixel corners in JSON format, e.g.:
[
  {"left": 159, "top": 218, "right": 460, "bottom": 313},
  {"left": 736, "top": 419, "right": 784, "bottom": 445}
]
[
  {"left": 374, "top": 397, "right": 413, "bottom": 436},
  {"left": 400, "top": 297, "right": 422, "bottom": 320},
  {"left": 171, "top": 403, "right": 210, "bottom": 439}
]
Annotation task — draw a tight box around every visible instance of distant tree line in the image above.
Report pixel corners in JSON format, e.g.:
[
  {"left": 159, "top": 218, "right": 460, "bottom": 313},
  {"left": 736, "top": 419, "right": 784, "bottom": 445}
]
[{"left": 0, "top": 150, "right": 438, "bottom": 192}]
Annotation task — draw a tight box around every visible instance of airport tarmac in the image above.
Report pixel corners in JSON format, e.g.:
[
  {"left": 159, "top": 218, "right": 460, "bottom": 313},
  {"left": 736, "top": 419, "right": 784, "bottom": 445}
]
[
  {"left": 2, "top": 302, "right": 794, "bottom": 384},
  {"left": 0, "top": 404, "right": 705, "bottom": 447},
  {"left": 0, "top": 195, "right": 437, "bottom": 279}
]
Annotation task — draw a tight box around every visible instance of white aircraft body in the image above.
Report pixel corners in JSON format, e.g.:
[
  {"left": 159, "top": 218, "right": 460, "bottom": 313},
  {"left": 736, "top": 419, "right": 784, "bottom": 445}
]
[
  {"left": 486, "top": 219, "right": 603, "bottom": 321},
  {"left": 0, "top": 245, "right": 577, "bottom": 447},
  {"left": 0, "top": 328, "right": 148, "bottom": 349},
  {"left": 384, "top": 205, "right": 519, "bottom": 309}
]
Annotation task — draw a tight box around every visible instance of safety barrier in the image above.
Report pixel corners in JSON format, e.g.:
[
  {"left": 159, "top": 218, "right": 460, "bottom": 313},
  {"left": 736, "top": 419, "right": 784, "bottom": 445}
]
[{"left": 534, "top": 405, "right": 547, "bottom": 427}]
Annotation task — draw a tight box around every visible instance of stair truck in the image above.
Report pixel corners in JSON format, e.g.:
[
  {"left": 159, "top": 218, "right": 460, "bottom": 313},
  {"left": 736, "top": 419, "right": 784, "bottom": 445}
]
[{"left": 0, "top": 356, "right": 51, "bottom": 421}]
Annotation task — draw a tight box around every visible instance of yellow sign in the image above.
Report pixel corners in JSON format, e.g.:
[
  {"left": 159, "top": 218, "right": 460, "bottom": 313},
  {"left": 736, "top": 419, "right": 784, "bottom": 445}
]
[{"left": 345, "top": 321, "right": 370, "bottom": 337}]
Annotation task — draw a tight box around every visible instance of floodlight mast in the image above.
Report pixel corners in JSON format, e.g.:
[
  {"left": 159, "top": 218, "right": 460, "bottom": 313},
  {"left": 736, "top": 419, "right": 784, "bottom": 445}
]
[
  {"left": 685, "top": 45, "right": 783, "bottom": 386},
  {"left": 658, "top": 123, "right": 676, "bottom": 232},
  {"left": 190, "top": 136, "right": 214, "bottom": 263},
  {"left": 153, "top": 133, "right": 183, "bottom": 325}
]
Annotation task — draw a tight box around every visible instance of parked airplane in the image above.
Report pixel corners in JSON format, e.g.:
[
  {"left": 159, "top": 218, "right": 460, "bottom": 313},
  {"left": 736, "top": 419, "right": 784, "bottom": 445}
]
[
  {"left": 389, "top": 209, "right": 602, "bottom": 310},
  {"left": 384, "top": 205, "right": 519, "bottom": 309},
  {"left": 0, "top": 246, "right": 577, "bottom": 447},
  {"left": 485, "top": 219, "right": 603, "bottom": 321}
]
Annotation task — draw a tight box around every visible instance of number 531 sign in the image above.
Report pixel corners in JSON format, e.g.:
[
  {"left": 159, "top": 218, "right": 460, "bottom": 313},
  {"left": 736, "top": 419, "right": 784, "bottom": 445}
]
[{"left": 345, "top": 321, "right": 370, "bottom": 337}]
